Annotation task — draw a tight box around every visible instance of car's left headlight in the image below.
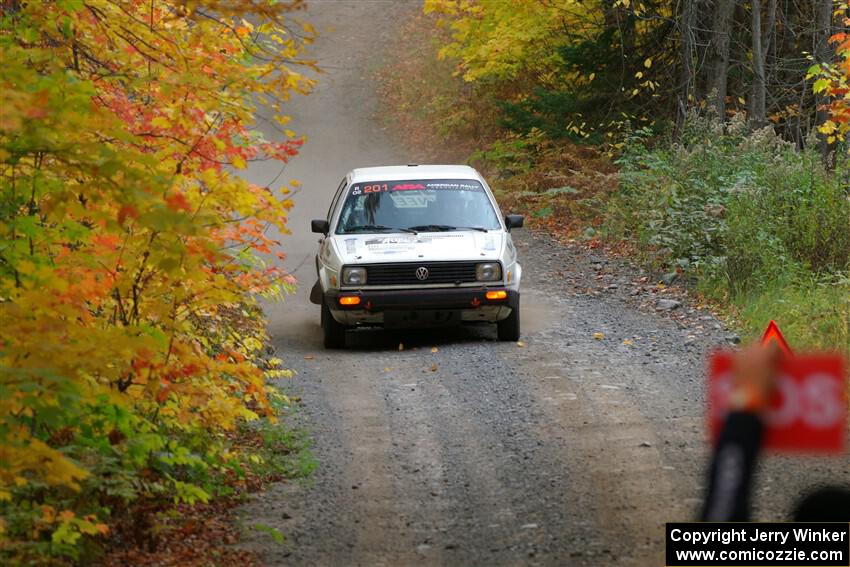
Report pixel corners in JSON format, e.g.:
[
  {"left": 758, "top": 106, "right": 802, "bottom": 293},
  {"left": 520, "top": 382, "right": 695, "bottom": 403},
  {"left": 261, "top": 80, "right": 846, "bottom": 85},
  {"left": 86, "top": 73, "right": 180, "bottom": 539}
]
[
  {"left": 476, "top": 262, "right": 501, "bottom": 282},
  {"left": 341, "top": 266, "right": 367, "bottom": 286}
]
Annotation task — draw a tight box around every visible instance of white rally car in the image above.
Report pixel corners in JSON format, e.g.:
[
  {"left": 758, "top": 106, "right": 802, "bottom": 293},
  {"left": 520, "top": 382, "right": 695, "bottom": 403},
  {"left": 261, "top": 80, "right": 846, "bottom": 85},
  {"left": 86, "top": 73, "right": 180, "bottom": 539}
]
[{"left": 309, "top": 165, "right": 523, "bottom": 348}]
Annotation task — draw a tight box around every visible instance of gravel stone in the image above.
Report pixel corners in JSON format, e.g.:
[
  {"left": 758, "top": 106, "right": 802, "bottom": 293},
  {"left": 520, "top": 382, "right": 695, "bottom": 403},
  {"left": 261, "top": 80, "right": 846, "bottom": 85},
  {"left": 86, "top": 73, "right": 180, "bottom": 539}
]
[{"left": 657, "top": 299, "right": 682, "bottom": 311}]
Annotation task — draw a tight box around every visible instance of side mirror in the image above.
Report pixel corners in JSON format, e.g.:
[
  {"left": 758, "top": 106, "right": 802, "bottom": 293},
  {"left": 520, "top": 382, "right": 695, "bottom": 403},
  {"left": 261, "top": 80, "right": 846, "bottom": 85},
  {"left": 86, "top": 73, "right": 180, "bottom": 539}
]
[
  {"left": 505, "top": 214, "right": 524, "bottom": 231},
  {"left": 311, "top": 219, "right": 330, "bottom": 234}
]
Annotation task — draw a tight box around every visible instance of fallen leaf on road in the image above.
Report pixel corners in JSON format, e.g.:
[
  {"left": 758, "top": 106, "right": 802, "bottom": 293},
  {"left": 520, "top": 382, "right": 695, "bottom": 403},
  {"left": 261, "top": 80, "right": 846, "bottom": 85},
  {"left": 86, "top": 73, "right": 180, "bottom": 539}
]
[
  {"left": 429, "top": 363, "right": 438, "bottom": 372},
  {"left": 383, "top": 367, "right": 391, "bottom": 373},
  {"left": 431, "top": 346, "right": 438, "bottom": 353},
  {"left": 622, "top": 339, "right": 633, "bottom": 346},
  {"left": 593, "top": 332, "right": 605, "bottom": 340},
  {"left": 516, "top": 340, "right": 526, "bottom": 347},
  {"left": 303, "top": 355, "right": 314, "bottom": 360}
]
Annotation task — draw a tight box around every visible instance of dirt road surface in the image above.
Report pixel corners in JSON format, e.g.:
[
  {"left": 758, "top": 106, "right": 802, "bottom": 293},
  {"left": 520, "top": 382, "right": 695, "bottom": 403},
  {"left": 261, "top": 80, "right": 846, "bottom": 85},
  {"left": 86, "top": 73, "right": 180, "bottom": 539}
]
[{"left": 239, "top": 2, "right": 850, "bottom": 565}]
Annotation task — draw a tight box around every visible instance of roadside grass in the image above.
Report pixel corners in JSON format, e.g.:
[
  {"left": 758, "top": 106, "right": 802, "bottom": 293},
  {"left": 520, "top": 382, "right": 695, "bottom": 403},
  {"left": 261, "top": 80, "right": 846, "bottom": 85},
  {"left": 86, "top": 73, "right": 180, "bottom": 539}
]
[
  {"left": 248, "top": 399, "right": 317, "bottom": 483},
  {"left": 378, "top": 11, "right": 850, "bottom": 355},
  {"left": 609, "top": 115, "right": 850, "bottom": 353},
  {"left": 731, "top": 276, "right": 850, "bottom": 352}
]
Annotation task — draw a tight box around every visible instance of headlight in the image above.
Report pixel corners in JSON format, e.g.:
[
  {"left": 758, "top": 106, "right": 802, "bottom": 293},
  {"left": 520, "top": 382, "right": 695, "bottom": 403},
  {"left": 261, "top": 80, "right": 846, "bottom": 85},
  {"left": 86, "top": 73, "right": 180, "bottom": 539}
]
[
  {"left": 341, "top": 266, "right": 367, "bottom": 286},
  {"left": 476, "top": 262, "right": 501, "bottom": 282}
]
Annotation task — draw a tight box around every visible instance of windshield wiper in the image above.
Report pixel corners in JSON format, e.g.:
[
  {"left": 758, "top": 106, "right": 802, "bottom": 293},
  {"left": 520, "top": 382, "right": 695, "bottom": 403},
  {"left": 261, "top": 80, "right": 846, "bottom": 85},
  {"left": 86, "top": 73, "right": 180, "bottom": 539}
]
[
  {"left": 345, "top": 224, "right": 417, "bottom": 234},
  {"left": 407, "top": 224, "right": 488, "bottom": 233}
]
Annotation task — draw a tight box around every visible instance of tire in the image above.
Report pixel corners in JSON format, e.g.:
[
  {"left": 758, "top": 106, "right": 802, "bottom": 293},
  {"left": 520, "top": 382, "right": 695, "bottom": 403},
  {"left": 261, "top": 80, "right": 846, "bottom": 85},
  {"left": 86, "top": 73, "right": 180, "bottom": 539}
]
[
  {"left": 321, "top": 300, "right": 346, "bottom": 349},
  {"left": 497, "top": 299, "right": 520, "bottom": 341}
]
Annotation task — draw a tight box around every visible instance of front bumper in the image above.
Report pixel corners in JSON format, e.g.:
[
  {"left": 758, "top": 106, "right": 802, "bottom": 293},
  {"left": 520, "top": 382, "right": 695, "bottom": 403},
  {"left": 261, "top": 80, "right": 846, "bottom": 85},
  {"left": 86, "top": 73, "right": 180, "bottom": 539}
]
[{"left": 324, "top": 287, "right": 518, "bottom": 327}]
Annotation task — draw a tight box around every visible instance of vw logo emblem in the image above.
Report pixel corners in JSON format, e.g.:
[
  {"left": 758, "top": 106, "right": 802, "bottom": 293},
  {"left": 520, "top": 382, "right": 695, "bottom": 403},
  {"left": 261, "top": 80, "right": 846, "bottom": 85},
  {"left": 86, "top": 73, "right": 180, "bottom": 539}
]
[{"left": 415, "top": 266, "right": 429, "bottom": 281}]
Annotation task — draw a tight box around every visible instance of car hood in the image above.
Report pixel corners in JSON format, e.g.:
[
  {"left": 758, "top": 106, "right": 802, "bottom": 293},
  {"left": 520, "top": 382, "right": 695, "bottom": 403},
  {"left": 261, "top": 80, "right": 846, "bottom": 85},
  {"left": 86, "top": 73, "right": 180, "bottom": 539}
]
[{"left": 333, "top": 231, "right": 505, "bottom": 264}]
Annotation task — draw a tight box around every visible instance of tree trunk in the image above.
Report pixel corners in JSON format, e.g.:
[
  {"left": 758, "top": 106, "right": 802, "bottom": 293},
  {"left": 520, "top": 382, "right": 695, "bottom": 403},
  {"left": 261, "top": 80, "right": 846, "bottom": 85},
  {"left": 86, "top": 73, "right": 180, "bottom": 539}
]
[
  {"left": 762, "top": 0, "right": 777, "bottom": 84},
  {"left": 762, "top": 0, "right": 777, "bottom": 54},
  {"left": 750, "top": 0, "right": 767, "bottom": 128},
  {"left": 815, "top": 0, "right": 834, "bottom": 156},
  {"left": 677, "top": 0, "right": 698, "bottom": 134},
  {"left": 708, "top": 0, "right": 736, "bottom": 121}
]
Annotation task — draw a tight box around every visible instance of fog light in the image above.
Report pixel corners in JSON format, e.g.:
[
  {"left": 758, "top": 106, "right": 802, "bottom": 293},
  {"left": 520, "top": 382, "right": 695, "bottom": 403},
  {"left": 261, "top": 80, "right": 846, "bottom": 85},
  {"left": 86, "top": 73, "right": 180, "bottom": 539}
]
[
  {"left": 339, "top": 296, "right": 361, "bottom": 306},
  {"left": 486, "top": 290, "right": 507, "bottom": 300}
]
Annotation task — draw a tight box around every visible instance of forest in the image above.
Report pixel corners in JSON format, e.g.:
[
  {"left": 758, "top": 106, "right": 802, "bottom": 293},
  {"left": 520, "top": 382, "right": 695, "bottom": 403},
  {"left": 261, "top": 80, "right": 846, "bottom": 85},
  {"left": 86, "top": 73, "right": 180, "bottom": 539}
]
[
  {"left": 423, "top": 0, "right": 842, "bottom": 145},
  {"left": 381, "top": 0, "right": 850, "bottom": 351}
]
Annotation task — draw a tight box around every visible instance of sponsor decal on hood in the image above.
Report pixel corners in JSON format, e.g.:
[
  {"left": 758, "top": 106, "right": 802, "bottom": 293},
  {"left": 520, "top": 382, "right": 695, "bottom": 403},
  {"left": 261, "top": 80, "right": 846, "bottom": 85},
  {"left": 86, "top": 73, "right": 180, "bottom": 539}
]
[{"left": 334, "top": 232, "right": 503, "bottom": 262}]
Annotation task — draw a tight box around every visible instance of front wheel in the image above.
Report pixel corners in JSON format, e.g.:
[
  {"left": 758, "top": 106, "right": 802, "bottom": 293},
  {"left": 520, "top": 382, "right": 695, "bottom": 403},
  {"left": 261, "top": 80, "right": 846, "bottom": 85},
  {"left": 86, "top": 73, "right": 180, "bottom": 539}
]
[
  {"left": 321, "top": 300, "right": 347, "bottom": 349},
  {"left": 497, "top": 300, "right": 520, "bottom": 341}
]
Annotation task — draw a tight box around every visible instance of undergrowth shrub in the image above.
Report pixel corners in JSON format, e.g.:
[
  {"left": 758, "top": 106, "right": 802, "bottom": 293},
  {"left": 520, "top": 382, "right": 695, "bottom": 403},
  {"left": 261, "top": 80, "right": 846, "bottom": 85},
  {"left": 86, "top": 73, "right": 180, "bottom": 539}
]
[{"left": 607, "top": 113, "right": 850, "bottom": 350}]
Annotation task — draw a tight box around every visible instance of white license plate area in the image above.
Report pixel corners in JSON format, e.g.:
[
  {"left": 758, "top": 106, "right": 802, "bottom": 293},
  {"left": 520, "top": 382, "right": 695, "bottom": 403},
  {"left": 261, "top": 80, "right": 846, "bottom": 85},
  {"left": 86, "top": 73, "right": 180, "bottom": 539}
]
[{"left": 384, "top": 310, "right": 459, "bottom": 328}]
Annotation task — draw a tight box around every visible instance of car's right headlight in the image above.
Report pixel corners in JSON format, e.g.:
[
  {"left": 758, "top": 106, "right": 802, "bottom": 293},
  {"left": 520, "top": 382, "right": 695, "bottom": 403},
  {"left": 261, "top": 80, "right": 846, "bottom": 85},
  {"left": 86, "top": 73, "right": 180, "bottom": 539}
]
[
  {"left": 476, "top": 262, "right": 502, "bottom": 282},
  {"left": 341, "top": 266, "right": 367, "bottom": 286}
]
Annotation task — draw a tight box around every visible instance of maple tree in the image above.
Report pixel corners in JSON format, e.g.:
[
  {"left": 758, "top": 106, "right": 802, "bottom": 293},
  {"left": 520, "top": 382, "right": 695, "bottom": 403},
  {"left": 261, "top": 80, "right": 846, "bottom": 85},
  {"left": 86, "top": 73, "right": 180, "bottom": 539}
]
[
  {"left": 812, "top": 2, "right": 850, "bottom": 147},
  {"left": 0, "top": 0, "right": 314, "bottom": 561}
]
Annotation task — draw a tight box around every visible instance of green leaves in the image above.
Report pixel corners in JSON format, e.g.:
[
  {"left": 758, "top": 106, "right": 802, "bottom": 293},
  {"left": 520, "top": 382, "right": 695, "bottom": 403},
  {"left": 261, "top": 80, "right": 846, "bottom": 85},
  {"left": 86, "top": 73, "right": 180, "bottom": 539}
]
[
  {"left": 813, "top": 78, "right": 831, "bottom": 93},
  {"left": 252, "top": 523, "right": 286, "bottom": 545}
]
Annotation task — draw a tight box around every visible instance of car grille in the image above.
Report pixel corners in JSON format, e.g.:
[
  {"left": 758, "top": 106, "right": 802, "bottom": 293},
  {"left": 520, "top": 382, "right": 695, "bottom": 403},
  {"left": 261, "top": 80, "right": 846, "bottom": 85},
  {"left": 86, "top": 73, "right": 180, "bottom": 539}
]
[{"left": 357, "top": 262, "right": 480, "bottom": 286}]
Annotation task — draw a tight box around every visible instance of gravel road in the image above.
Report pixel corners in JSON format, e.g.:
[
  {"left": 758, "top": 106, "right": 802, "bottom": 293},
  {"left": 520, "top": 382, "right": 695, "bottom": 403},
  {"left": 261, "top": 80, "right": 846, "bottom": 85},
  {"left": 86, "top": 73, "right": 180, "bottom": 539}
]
[{"left": 239, "top": 2, "right": 850, "bottom": 565}]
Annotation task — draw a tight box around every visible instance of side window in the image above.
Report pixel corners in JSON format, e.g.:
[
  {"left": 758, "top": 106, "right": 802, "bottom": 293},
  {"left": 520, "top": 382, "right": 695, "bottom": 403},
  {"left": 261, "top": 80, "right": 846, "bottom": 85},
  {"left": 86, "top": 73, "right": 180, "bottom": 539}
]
[{"left": 327, "top": 178, "right": 347, "bottom": 222}]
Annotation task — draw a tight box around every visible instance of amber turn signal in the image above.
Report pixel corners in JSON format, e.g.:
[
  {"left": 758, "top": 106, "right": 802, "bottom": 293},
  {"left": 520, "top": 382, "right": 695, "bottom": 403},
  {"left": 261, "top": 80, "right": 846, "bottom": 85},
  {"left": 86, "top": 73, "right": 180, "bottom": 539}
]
[
  {"left": 485, "top": 290, "right": 508, "bottom": 300},
  {"left": 338, "top": 295, "right": 361, "bottom": 306}
]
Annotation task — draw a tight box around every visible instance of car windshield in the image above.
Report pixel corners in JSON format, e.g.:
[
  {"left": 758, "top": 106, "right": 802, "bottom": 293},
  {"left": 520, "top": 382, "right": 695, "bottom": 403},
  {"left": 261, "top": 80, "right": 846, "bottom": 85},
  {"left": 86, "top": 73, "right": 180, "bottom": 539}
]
[{"left": 335, "top": 179, "right": 501, "bottom": 234}]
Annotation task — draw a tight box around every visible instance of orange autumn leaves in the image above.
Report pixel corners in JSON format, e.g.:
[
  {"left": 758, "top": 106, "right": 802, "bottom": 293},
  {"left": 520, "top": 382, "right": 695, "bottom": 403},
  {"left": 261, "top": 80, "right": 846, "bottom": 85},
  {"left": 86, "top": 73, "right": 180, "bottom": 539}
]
[
  {"left": 1, "top": 0, "right": 314, "bottom": 559},
  {"left": 811, "top": 2, "right": 850, "bottom": 145}
]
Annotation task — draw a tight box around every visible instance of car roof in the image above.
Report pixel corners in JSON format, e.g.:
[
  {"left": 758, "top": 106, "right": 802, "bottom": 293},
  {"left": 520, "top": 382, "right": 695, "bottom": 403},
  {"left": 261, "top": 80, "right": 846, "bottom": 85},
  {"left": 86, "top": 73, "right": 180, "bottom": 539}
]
[{"left": 348, "top": 164, "right": 481, "bottom": 183}]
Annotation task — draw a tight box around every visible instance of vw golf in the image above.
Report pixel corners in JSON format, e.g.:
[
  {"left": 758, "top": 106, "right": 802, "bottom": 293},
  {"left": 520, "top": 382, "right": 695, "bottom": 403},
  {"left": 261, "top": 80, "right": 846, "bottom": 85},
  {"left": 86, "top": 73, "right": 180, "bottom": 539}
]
[{"left": 310, "top": 165, "right": 523, "bottom": 348}]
